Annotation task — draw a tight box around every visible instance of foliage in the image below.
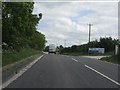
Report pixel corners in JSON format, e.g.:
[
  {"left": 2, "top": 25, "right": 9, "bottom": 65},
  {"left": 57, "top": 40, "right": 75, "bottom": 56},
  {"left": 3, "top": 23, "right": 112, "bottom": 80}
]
[
  {"left": 44, "top": 46, "right": 49, "bottom": 52},
  {"left": 99, "top": 37, "right": 119, "bottom": 52},
  {"left": 2, "top": 2, "right": 46, "bottom": 52},
  {"left": 59, "top": 37, "right": 119, "bottom": 54},
  {"left": 29, "top": 31, "right": 46, "bottom": 50},
  {"left": 100, "top": 55, "right": 119, "bottom": 64},
  {"left": 2, "top": 48, "right": 42, "bottom": 66}
]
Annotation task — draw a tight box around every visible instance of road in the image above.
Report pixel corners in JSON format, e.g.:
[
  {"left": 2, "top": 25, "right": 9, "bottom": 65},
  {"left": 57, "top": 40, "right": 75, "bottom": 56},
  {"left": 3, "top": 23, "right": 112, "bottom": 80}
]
[{"left": 4, "top": 54, "right": 119, "bottom": 88}]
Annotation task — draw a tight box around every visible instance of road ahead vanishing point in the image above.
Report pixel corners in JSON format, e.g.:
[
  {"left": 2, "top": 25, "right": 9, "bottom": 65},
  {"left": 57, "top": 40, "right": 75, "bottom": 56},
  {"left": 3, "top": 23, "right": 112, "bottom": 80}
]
[{"left": 4, "top": 54, "right": 119, "bottom": 88}]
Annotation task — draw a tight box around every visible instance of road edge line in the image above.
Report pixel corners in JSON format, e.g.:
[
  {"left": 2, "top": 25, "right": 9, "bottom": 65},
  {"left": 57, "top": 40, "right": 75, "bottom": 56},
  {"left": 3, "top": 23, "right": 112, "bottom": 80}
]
[
  {"left": 2, "top": 54, "right": 44, "bottom": 89},
  {"left": 84, "top": 65, "right": 120, "bottom": 86}
]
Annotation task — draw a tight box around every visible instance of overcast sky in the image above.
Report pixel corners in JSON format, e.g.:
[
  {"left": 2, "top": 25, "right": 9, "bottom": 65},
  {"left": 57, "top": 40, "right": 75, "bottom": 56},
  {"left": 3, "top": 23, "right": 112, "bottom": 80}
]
[{"left": 33, "top": 1, "right": 118, "bottom": 47}]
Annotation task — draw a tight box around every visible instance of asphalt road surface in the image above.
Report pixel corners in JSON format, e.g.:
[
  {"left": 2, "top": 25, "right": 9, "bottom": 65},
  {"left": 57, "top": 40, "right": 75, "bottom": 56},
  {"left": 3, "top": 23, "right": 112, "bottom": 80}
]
[{"left": 5, "top": 54, "right": 119, "bottom": 88}]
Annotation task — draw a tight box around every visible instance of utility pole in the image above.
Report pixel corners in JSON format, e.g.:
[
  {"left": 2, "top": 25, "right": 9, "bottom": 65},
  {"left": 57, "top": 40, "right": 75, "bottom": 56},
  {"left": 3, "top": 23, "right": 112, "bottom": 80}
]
[
  {"left": 64, "top": 40, "right": 66, "bottom": 48},
  {"left": 88, "top": 24, "right": 93, "bottom": 43}
]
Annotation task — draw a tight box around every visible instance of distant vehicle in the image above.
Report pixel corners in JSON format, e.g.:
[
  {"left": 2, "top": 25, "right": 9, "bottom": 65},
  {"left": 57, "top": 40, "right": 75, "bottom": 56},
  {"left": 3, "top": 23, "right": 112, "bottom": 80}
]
[
  {"left": 49, "top": 44, "right": 56, "bottom": 54},
  {"left": 88, "top": 48, "right": 105, "bottom": 54}
]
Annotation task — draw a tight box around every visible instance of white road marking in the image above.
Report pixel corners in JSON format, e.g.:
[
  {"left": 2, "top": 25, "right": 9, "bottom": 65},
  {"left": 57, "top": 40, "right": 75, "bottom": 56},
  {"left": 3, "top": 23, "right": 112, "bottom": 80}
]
[
  {"left": 2, "top": 55, "right": 44, "bottom": 89},
  {"left": 72, "top": 58, "right": 78, "bottom": 62},
  {"left": 85, "top": 65, "right": 120, "bottom": 86}
]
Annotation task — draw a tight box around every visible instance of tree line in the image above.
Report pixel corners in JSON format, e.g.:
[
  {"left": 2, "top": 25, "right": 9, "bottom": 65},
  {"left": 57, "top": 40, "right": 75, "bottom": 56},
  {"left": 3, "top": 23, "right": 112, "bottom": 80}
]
[
  {"left": 2, "top": 2, "right": 46, "bottom": 52},
  {"left": 44, "top": 37, "right": 119, "bottom": 54},
  {"left": 59, "top": 37, "right": 119, "bottom": 54}
]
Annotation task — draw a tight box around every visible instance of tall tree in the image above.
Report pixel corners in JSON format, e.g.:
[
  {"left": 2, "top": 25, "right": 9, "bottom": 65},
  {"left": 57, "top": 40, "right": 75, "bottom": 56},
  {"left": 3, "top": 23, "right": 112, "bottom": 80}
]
[{"left": 2, "top": 2, "right": 45, "bottom": 51}]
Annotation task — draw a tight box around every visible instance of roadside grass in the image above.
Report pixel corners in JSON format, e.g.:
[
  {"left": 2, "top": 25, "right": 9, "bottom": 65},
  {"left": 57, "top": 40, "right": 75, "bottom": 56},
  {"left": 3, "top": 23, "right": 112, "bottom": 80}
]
[
  {"left": 100, "top": 55, "right": 119, "bottom": 64},
  {"left": 2, "top": 48, "right": 43, "bottom": 66}
]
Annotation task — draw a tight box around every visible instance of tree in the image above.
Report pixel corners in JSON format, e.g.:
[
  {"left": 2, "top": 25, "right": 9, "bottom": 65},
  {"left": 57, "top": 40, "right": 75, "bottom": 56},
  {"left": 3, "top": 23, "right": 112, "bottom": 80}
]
[
  {"left": 58, "top": 45, "right": 64, "bottom": 53},
  {"left": 59, "top": 37, "right": 119, "bottom": 54},
  {"left": 88, "top": 39, "right": 99, "bottom": 48},
  {"left": 71, "top": 45, "right": 77, "bottom": 52},
  {"left": 2, "top": 2, "right": 46, "bottom": 51},
  {"left": 29, "top": 31, "right": 46, "bottom": 50},
  {"left": 44, "top": 46, "right": 49, "bottom": 52},
  {"left": 99, "top": 37, "right": 118, "bottom": 52}
]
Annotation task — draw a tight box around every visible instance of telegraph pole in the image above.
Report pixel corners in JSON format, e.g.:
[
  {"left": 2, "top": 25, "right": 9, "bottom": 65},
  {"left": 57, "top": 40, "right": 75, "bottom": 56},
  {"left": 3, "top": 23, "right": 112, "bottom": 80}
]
[
  {"left": 64, "top": 40, "right": 66, "bottom": 48},
  {"left": 88, "top": 24, "right": 93, "bottom": 43}
]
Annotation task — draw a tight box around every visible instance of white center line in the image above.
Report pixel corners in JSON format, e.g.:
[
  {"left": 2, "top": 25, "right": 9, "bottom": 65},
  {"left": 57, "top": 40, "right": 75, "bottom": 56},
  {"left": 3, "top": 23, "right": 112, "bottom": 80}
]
[
  {"left": 72, "top": 58, "right": 78, "bottom": 62},
  {"left": 85, "top": 65, "right": 120, "bottom": 86}
]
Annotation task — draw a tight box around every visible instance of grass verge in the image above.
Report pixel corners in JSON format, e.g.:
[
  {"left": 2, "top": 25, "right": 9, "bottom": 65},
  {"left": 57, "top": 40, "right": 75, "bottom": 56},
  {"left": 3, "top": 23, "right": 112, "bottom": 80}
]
[
  {"left": 100, "top": 55, "right": 119, "bottom": 64},
  {"left": 2, "top": 48, "right": 43, "bottom": 66}
]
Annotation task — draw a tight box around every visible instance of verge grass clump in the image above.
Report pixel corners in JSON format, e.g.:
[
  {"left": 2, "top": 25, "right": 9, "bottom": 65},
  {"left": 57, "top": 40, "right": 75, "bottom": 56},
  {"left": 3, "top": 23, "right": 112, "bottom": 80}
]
[{"left": 2, "top": 48, "right": 42, "bottom": 66}]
